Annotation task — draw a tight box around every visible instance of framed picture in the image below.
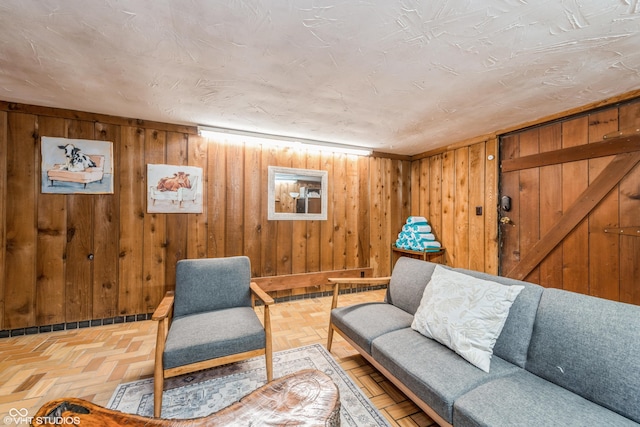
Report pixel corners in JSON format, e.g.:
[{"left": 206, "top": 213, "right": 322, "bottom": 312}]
[
  {"left": 147, "top": 164, "right": 203, "bottom": 213},
  {"left": 41, "top": 137, "right": 114, "bottom": 194}
]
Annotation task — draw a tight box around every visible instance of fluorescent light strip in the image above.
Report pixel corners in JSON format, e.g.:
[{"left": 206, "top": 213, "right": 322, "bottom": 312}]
[{"left": 197, "top": 125, "right": 372, "bottom": 156}]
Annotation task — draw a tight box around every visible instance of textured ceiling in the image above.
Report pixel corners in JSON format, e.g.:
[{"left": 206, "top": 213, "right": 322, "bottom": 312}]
[{"left": 1, "top": 1, "right": 639, "bottom": 155}]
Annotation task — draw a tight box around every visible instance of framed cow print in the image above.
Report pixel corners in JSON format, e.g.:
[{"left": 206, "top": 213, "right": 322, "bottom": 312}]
[
  {"left": 41, "top": 136, "right": 114, "bottom": 194},
  {"left": 147, "top": 164, "right": 204, "bottom": 213}
]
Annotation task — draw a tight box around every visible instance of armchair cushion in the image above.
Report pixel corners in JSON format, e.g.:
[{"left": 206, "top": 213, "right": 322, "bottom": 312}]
[
  {"left": 174, "top": 256, "right": 252, "bottom": 317},
  {"left": 164, "top": 307, "right": 266, "bottom": 370}
]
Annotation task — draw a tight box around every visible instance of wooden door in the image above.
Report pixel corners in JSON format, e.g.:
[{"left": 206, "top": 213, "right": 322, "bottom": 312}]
[{"left": 498, "top": 100, "right": 640, "bottom": 304}]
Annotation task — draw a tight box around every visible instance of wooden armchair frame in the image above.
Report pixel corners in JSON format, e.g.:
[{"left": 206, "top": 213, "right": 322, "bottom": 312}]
[{"left": 152, "top": 282, "right": 274, "bottom": 417}]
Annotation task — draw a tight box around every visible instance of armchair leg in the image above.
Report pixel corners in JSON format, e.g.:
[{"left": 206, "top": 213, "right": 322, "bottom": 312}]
[
  {"left": 153, "top": 317, "right": 168, "bottom": 418},
  {"left": 153, "top": 371, "right": 163, "bottom": 418},
  {"left": 264, "top": 304, "right": 273, "bottom": 382},
  {"left": 327, "top": 324, "right": 334, "bottom": 352},
  {"left": 265, "top": 348, "right": 273, "bottom": 383}
]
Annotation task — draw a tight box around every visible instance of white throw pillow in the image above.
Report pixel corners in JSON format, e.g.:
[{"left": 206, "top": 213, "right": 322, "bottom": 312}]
[{"left": 411, "top": 265, "right": 524, "bottom": 372}]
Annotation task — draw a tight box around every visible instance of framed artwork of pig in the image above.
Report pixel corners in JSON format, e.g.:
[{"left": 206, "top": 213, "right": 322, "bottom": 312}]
[{"left": 147, "top": 164, "right": 204, "bottom": 213}]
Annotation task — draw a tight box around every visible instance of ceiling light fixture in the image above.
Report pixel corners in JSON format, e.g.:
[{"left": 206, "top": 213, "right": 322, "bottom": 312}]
[{"left": 197, "top": 125, "right": 372, "bottom": 156}]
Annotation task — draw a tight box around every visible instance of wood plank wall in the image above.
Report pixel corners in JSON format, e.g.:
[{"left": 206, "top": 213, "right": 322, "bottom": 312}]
[
  {"left": 0, "top": 102, "right": 410, "bottom": 330},
  {"left": 410, "top": 139, "right": 500, "bottom": 274}
]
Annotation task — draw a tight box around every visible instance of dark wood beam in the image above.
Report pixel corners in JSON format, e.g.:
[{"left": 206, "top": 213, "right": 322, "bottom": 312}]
[{"left": 501, "top": 133, "right": 640, "bottom": 172}]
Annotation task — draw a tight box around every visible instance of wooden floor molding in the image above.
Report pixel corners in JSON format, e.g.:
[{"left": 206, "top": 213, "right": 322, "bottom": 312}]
[{"left": 0, "top": 290, "right": 435, "bottom": 427}]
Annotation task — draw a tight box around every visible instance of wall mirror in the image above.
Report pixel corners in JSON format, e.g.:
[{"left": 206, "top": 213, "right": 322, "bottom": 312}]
[{"left": 268, "top": 166, "right": 328, "bottom": 220}]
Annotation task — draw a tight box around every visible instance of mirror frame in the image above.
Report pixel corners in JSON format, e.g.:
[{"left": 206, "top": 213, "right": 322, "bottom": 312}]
[{"left": 267, "top": 166, "right": 328, "bottom": 221}]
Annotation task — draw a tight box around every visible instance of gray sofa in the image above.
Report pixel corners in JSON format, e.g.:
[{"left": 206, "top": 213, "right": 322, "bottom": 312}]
[{"left": 327, "top": 257, "right": 640, "bottom": 426}]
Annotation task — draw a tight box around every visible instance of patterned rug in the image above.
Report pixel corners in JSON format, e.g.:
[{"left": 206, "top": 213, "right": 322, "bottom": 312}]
[{"left": 108, "top": 344, "right": 391, "bottom": 426}]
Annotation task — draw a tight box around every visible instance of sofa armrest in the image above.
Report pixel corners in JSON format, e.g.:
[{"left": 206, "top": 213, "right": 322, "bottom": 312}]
[{"left": 327, "top": 276, "right": 391, "bottom": 310}]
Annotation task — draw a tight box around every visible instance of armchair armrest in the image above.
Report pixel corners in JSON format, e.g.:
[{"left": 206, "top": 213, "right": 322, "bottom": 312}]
[
  {"left": 328, "top": 277, "right": 391, "bottom": 310},
  {"left": 153, "top": 291, "right": 175, "bottom": 388},
  {"left": 250, "top": 282, "right": 275, "bottom": 306},
  {"left": 152, "top": 291, "right": 175, "bottom": 321}
]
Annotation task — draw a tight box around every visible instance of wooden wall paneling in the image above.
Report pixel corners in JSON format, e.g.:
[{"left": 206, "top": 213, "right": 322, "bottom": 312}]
[
  {"left": 498, "top": 135, "right": 520, "bottom": 276},
  {"left": 186, "top": 135, "right": 208, "bottom": 260},
  {"left": 305, "top": 153, "right": 321, "bottom": 274},
  {"left": 5, "top": 112, "right": 38, "bottom": 329},
  {"left": 320, "top": 152, "right": 335, "bottom": 272},
  {"left": 587, "top": 109, "right": 620, "bottom": 300},
  {"left": 399, "top": 159, "right": 412, "bottom": 239},
  {"left": 274, "top": 148, "right": 293, "bottom": 282},
  {"left": 410, "top": 159, "right": 421, "bottom": 217},
  {"left": 484, "top": 138, "right": 499, "bottom": 274},
  {"left": 369, "top": 157, "right": 384, "bottom": 275},
  {"left": 243, "top": 143, "right": 263, "bottom": 277},
  {"left": 440, "top": 151, "right": 456, "bottom": 266},
  {"left": 164, "top": 132, "right": 189, "bottom": 290},
  {"left": 92, "top": 122, "right": 120, "bottom": 318},
  {"left": 260, "top": 146, "right": 277, "bottom": 277},
  {"left": 225, "top": 144, "right": 244, "bottom": 256},
  {"left": 345, "top": 155, "right": 359, "bottom": 270},
  {"left": 208, "top": 139, "right": 227, "bottom": 260},
  {"left": 387, "top": 158, "right": 402, "bottom": 274},
  {"left": 538, "top": 124, "right": 563, "bottom": 288},
  {"left": 468, "top": 142, "right": 485, "bottom": 272},
  {"left": 118, "top": 126, "right": 145, "bottom": 316},
  {"left": 0, "top": 111, "right": 6, "bottom": 329},
  {"left": 421, "top": 158, "right": 431, "bottom": 220},
  {"left": 357, "top": 156, "right": 370, "bottom": 271},
  {"left": 454, "top": 147, "right": 470, "bottom": 269},
  {"left": 618, "top": 101, "right": 640, "bottom": 305},
  {"left": 0, "top": 101, "right": 197, "bottom": 135},
  {"left": 518, "top": 129, "right": 541, "bottom": 284},
  {"left": 428, "top": 155, "right": 443, "bottom": 257},
  {"left": 63, "top": 120, "right": 96, "bottom": 322},
  {"left": 560, "top": 117, "right": 590, "bottom": 294},
  {"left": 332, "top": 153, "right": 347, "bottom": 272},
  {"left": 142, "top": 129, "right": 167, "bottom": 313},
  {"left": 35, "top": 117, "right": 67, "bottom": 325},
  {"left": 380, "top": 158, "right": 393, "bottom": 276},
  {"left": 290, "top": 149, "right": 308, "bottom": 297}
]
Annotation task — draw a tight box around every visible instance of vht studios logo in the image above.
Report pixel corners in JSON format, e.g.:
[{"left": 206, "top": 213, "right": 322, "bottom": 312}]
[{"left": 4, "top": 407, "right": 80, "bottom": 425}]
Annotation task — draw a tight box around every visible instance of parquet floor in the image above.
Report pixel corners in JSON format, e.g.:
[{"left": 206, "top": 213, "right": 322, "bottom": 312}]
[{"left": 0, "top": 290, "right": 435, "bottom": 426}]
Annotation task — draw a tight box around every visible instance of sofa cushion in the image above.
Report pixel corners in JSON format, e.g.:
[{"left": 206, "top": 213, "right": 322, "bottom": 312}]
[
  {"left": 452, "top": 267, "right": 543, "bottom": 369},
  {"left": 371, "top": 328, "right": 520, "bottom": 424},
  {"left": 164, "top": 307, "right": 265, "bottom": 370},
  {"left": 386, "top": 257, "right": 437, "bottom": 315},
  {"left": 526, "top": 288, "right": 640, "bottom": 423},
  {"left": 331, "top": 302, "right": 413, "bottom": 354},
  {"left": 411, "top": 265, "right": 524, "bottom": 372},
  {"left": 453, "top": 369, "right": 639, "bottom": 427}
]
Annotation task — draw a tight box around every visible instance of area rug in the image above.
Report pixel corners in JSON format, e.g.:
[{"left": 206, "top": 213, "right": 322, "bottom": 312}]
[{"left": 108, "top": 343, "right": 391, "bottom": 426}]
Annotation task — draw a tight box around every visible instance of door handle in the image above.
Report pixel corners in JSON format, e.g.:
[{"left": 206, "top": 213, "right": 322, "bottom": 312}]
[{"left": 500, "top": 216, "right": 514, "bottom": 225}]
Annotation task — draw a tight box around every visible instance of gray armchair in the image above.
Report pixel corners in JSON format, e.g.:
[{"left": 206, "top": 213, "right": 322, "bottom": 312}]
[{"left": 152, "top": 256, "right": 274, "bottom": 417}]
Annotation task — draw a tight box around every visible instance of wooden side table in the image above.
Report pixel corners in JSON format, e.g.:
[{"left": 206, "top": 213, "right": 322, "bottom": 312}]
[{"left": 391, "top": 245, "right": 445, "bottom": 269}]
